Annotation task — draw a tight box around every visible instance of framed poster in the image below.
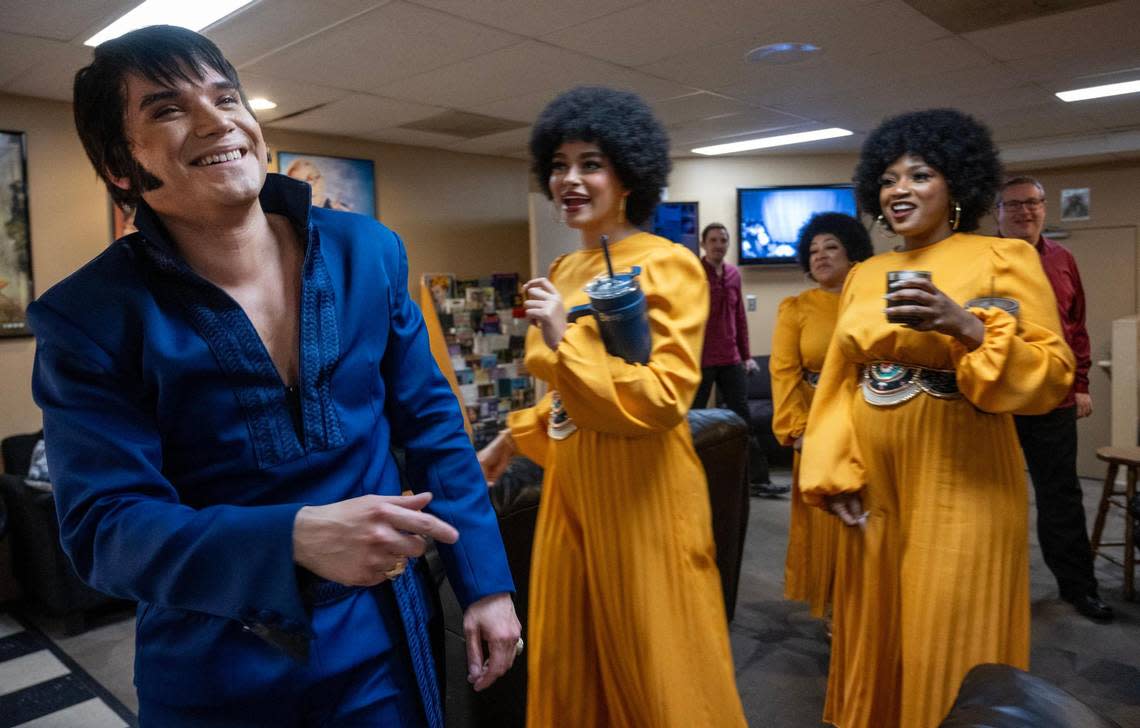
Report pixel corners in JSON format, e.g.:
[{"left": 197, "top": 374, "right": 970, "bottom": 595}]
[
  {"left": 0, "top": 131, "right": 33, "bottom": 337},
  {"left": 1060, "top": 187, "right": 1090, "bottom": 221},
  {"left": 278, "top": 151, "right": 376, "bottom": 218}
]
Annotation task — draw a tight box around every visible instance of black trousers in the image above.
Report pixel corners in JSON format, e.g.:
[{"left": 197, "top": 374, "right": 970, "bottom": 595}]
[
  {"left": 693, "top": 364, "right": 770, "bottom": 484},
  {"left": 1014, "top": 405, "right": 1098, "bottom": 597}
]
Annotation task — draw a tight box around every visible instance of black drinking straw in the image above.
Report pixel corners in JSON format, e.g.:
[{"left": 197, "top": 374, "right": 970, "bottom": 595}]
[{"left": 600, "top": 234, "right": 615, "bottom": 279}]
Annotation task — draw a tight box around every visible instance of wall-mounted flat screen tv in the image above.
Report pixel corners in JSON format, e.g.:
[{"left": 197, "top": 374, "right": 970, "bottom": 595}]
[
  {"left": 643, "top": 201, "right": 699, "bottom": 256},
  {"left": 737, "top": 185, "right": 857, "bottom": 265}
]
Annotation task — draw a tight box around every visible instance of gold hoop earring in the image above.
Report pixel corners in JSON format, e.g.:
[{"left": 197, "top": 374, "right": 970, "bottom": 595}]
[
  {"left": 950, "top": 201, "right": 961, "bottom": 231},
  {"left": 618, "top": 195, "right": 627, "bottom": 225},
  {"left": 876, "top": 214, "right": 896, "bottom": 237}
]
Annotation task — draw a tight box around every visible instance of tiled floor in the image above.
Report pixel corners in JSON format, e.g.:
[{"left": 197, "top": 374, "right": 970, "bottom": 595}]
[{"left": 21, "top": 470, "right": 1140, "bottom": 726}]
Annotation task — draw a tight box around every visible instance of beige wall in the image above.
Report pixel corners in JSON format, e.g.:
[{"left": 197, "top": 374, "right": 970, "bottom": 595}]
[
  {"left": 667, "top": 154, "right": 884, "bottom": 355},
  {"left": 0, "top": 92, "right": 529, "bottom": 442}
]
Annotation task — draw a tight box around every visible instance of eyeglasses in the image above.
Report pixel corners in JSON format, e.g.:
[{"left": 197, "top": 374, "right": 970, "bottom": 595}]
[{"left": 998, "top": 197, "right": 1045, "bottom": 211}]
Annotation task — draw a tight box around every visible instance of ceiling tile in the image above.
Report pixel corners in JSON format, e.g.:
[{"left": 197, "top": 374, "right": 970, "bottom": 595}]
[
  {"left": 241, "top": 1, "right": 523, "bottom": 94},
  {"left": 405, "top": 0, "right": 645, "bottom": 36},
  {"left": 985, "top": 104, "right": 1103, "bottom": 143},
  {"left": 465, "top": 88, "right": 563, "bottom": 122},
  {"left": 209, "top": 0, "right": 388, "bottom": 68},
  {"left": 2, "top": 0, "right": 131, "bottom": 42},
  {"left": 265, "top": 93, "right": 444, "bottom": 139},
  {"left": 0, "top": 33, "right": 93, "bottom": 101},
  {"left": 963, "top": 0, "right": 1140, "bottom": 62},
  {"left": 540, "top": 0, "right": 772, "bottom": 68},
  {"left": 236, "top": 74, "right": 350, "bottom": 124},
  {"left": 357, "top": 126, "right": 467, "bottom": 146},
  {"left": 376, "top": 41, "right": 693, "bottom": 110},
  {"left": 667, "top": 110, "right": 812, "bottom": 148},
  {"left": 652, "top": 92, "right": 757, "bottom": 126},
  {"left": 447, "top": 126, "right": 533, "bottom": 156}
]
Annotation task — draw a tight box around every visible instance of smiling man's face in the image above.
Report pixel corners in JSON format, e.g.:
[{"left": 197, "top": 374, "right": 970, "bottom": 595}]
[{"left": 114, "top": 65, "right": 267, "bottom": 221}]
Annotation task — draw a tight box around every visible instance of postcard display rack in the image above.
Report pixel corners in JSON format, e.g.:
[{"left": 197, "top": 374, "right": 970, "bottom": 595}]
[{"left": 424, "top": 273, "right": 536, "bottom": 449}]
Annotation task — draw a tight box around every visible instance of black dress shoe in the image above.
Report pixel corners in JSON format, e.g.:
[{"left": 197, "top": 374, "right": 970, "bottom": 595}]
[
  {"left": 750, "top": 481, "right": 790, "bottom": 497},
  {"left": 1061, "top": 592, "right": 1115, "bottom": 622}
]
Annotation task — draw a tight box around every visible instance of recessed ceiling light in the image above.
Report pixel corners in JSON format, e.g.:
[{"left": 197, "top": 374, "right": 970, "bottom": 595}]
[
  {"left": 692, "top": 128, "right": 853, "bottom": 156},
  {"left": 1056, "top": 79, "right": 1140, "bottom": 102},
  {"left": 248, "top": 97, "right": 277, "bottom": 111},
  {"left": 745, "top": 42, "right": 821, "bottom": 65},
  {"left": 85, "top": 0, "right": 256, "bottom": 47}
]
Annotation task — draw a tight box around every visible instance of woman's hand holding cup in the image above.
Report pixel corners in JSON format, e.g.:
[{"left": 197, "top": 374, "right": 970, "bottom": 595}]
[
  {"left": 523, "top": 278, "right": 567, "bottom": 350},
  {"left": 884, "top": 273, "right": 984, "bottom": 350}
]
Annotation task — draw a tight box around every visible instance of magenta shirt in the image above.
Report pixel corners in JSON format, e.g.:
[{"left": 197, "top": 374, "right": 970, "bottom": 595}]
[
  {"left": 700, "top": 257, "right": 751, "bottom": 367},
  {"left": 1034, "top": 236, "right": 1091, "bottom": 408}
]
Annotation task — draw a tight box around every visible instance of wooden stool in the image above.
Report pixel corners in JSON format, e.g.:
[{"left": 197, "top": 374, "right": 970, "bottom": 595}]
[{"left": 1091, "top": 447, "right": 1139, "bottom": 600}]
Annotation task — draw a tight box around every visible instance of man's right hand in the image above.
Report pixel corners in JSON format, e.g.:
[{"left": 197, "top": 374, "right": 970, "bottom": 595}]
[{"left": 292, "top": 492, "right": 459, "bottom": 586}]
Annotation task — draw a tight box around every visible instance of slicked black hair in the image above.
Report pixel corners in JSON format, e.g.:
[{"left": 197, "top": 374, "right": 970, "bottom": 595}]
[
  {"left": 73, "top": 25, "right": 247, "bottom": 206},
  {"left": 853, "top": 108, "right": 1002, "bottom": 233},
  {"left": 795, "top": 212, "right": 874, "bottom": 278},
  {"left": 530, "top": 86, "right": 671, "bottom": 226}
]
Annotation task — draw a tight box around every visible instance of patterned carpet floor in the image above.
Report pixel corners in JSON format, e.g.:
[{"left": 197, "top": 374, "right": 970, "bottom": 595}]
[
  {"left": 0, "top": 612, "right": 136, "bottom": 728},
  {"left": 732, "top": 469, "right": 1140, "bottom": 727}
]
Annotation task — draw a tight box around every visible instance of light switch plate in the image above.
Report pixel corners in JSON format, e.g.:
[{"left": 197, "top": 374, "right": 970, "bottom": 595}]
[{"left": 746, "top": 294, "right": 757, "bottom": 312}]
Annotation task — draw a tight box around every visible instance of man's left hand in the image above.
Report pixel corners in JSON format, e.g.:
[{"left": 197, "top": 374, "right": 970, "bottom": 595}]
[
  {"left": 462, "top": 592, "right": 522, "bottom": 692},
  {"left": 743, "top": 358, "right": 759, "bottom": 374},
  {"left": 1075, "top": 392, "right": 1093, "bottom": 419}
]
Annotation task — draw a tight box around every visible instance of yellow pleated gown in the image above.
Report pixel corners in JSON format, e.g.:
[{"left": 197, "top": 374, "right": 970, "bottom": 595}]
[
  {"left": 770, "top": 287, "right": 842, "bottom": 617},
  {"left": 800, "top": 234, "right": 1074, "bottom": 728},
  {"left": 508, "top": 232, "right": 747, "bottom": 728}
]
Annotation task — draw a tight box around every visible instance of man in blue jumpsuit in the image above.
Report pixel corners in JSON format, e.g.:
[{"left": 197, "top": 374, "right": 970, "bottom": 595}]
[{"left": 30, "top": 25, "right": 520, "bottom": 725}]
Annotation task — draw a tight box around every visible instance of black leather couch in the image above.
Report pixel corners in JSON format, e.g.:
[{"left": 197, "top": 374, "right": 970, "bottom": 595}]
[
  {"left": 0, "top": 431, "right": 122, "bottom": 633},
  {"left": 940, "top": 664, "right": 1121, "bottom": 727},
  {"left": 439, "top": 407, "right": 751, "bottom": 728},
  {"left": 742, "top": 354, "right": 794, "bottom": 470}
]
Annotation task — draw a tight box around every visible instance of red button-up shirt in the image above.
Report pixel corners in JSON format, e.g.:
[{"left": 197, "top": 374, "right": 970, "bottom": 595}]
[
  {"left": 700, "top": 257, "right": 751, "bottom": 367},
  {"left": 1034, "top": 235, "right": 1090, "bottom": 408}
]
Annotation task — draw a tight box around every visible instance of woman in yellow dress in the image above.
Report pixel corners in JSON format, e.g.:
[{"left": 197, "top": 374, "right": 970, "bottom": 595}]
[
  {"left": 771, "top": 213, "right": 872, "bottom": 618},
  {"left": 799, "top": 109, "right": 1074, "bottom": 728},
  {"left": 477, "top": 86, "right": 747, "bottom": 727}
]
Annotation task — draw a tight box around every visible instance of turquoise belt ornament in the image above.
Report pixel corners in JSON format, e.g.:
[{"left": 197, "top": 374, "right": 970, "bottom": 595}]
[{"left": 861, "top": 361, "right": 960, "bottom": 406}]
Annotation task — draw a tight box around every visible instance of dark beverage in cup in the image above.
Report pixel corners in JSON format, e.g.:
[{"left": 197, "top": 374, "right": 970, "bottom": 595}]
[
  {"left": 886, "top": 270, "right": 931, "bottom": 325},
  {"left": 583, "top": 267, "right": 651, "bottom": 364}
]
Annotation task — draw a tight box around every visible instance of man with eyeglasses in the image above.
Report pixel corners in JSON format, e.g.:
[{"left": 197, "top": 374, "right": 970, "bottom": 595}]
[{"left": 996, "top": 176, "right": 1113, "bottom": 622}]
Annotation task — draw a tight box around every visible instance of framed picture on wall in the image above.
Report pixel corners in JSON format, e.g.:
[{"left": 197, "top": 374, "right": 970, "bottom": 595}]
[
  {"left": 277, "top": 151, "right": 376, "bottom": 218},
  {"left": 0, "top": 130, "right": 33, "bottom": 337}
]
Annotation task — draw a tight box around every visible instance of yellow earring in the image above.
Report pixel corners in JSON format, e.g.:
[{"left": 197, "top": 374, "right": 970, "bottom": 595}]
[
  {"left": 618, "top": 195, "right": 627, "bottom": 224},
  {"left": 950, "top": 201, "right": 961, "bottom": 231}
]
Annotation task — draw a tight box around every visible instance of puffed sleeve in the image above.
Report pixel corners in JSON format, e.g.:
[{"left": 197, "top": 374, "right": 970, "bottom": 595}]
[
  {"left": 506, "top": 390, "right": 554, "bottom": 466},
  {"left": 525, "top": 247, "right": 708, "bottom": 436},
  {"left": 798, "top": 274, "right": 866, "bottom": 507},
  {"left": 769, "top": 296, "right": 810, "bottom": 445},
  {"left": 949, "top": 239, "right": 1075, "bottom": 415}
]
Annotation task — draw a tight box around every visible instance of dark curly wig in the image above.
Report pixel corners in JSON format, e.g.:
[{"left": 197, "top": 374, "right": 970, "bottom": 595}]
[
  {"left": 853, "top": 108, "right": 1002, "bottom": 233},
  {"left": 530, "top": 86, "right": 671, "bottom": 226},
  {"left": 796, "top": 212, "right": 874, "bottom": 277}
]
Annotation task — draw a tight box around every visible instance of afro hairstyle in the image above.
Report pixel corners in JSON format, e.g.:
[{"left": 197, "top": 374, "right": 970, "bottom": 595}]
[
  {"left": 530, "top": 86, "right": 671, "bottom": 226},
  {"left": 852, "top": 108, "right": 1002, "bottom": 233},
  {"left": 796, "top": 212, "right": 874, "bottom": 277}
]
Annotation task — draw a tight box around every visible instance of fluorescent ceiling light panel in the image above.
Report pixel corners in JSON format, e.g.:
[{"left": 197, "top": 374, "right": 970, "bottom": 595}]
[
  {"left": 1056, "top": 79, "right": 1140, "bottom": 102},
  {"left": 692, "top": 127, "right": 853, "bottom": 155},
  {"left": 248, "top": 98, "right": 277, "bottom": 111},
  {"left": 85, "top": 0, "right": 255, "bottom": 47}
]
